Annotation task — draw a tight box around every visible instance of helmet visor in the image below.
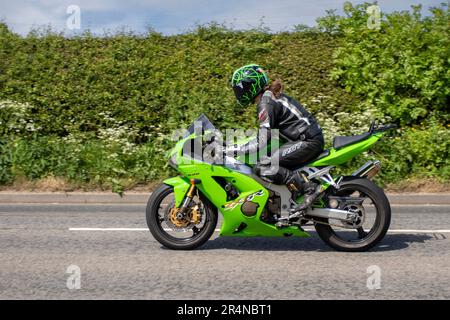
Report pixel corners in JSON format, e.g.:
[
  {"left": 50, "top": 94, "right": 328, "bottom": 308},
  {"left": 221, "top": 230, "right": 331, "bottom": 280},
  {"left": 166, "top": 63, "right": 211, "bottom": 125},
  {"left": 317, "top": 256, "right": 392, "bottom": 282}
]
[{"left": 232, "top": 80, "right": 255, "bottom": 106}]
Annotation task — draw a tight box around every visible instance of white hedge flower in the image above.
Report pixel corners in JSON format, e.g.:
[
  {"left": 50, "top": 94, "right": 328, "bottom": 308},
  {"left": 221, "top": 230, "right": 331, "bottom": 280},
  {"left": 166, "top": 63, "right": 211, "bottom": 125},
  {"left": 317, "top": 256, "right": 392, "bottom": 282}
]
[{"left": 0, "top": 100, "right": 41, "bottom": 134}]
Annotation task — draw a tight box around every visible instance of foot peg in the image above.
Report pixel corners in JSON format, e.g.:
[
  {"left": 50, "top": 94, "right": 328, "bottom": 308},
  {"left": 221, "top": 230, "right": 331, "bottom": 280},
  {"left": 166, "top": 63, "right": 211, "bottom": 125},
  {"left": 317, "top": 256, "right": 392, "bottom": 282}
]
[{"left": 275, "top": 219, "right": 291, "bottom": 228}]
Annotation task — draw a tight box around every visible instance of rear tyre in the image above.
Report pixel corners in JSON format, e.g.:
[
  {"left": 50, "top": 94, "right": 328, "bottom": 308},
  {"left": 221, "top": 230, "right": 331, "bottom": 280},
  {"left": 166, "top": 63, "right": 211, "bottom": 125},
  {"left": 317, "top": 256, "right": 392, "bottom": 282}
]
[
  {"left": 314, "top": 177, "right": 391, "bottom": 252},
  {"left": 146, "top": 184, "right": 218, "bottom": 250}
]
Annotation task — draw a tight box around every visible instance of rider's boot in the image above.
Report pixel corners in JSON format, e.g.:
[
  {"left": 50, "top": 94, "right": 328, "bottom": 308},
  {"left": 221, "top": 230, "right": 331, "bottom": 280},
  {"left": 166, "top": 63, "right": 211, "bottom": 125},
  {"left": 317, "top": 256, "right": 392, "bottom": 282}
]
[
  {"left": 292, "top": 181, "right": 322, "bottom": 212},
  {"left": 255, "top": 164, "right": 322, "bottom": 217},
  {"left": 285, "top": 171, "right": 306, "bottom": 201},
  {"left": 286, "top": 171, "right": 322, "bottom": 213}
]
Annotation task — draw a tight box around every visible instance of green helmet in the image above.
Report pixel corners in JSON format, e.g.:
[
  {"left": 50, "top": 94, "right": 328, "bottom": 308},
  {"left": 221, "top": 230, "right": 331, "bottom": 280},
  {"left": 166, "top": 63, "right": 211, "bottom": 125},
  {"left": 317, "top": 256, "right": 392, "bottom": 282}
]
[{"left": 231, "top": 64, "right": 269, "bottom": 106}]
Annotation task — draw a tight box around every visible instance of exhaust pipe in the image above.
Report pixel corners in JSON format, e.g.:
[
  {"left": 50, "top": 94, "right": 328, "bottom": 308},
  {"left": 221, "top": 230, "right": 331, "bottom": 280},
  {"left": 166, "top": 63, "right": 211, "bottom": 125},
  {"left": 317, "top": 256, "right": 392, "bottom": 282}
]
[{"left": 352, "top": 160, "right": 381, "bottom": 179}]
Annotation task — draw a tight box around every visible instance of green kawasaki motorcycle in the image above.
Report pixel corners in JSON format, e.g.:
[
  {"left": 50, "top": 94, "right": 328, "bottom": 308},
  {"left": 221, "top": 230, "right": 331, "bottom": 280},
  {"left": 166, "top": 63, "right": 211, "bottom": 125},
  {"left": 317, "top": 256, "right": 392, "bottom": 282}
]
[{"left": 146, "top": 114, "right": 396, "bottom": 251}]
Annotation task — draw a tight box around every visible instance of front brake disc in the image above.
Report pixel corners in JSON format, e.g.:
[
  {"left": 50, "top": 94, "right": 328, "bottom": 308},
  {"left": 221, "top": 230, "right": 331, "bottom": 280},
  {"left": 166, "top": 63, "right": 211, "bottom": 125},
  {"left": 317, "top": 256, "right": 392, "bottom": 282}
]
[{"left": 163, "top": 200, "right": 203, "bottom": 232}]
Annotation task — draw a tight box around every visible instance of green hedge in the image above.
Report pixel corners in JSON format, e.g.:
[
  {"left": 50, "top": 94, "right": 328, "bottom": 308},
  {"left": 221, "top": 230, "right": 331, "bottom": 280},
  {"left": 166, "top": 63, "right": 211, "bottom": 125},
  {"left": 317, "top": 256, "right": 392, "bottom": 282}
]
[
  {"left": 0, "top": 2, "right": 448, "bottom": 191},
  {"left": 0, "top": 24, "right": 357, "bottom": 137},
  {"left": 328, "top": 2, "right": 449, "bottom": 126}
]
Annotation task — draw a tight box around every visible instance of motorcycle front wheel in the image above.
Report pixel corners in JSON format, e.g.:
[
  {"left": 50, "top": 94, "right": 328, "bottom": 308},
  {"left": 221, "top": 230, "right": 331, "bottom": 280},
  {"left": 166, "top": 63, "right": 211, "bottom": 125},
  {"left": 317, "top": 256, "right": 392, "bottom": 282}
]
[
  {"left": 314, "top": 177, "right": 391, "bottom": 252},
  {"left": 146, "top": 183, "right": 218, "bottom": 250}
]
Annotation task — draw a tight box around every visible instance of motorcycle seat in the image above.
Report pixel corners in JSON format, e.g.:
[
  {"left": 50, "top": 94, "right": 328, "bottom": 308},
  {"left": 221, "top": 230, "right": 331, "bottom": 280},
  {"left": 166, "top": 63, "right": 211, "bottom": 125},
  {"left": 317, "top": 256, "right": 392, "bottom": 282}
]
[{"left": 333, "top": 132, "right": 371, "bottom": 149}]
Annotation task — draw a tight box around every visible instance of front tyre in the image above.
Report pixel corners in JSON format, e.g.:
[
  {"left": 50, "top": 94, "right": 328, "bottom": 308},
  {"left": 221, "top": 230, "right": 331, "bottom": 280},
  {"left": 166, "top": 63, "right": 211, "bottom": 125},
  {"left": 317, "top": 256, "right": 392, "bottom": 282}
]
[
  {"left": 146, "top": 184, "right": 218, "bottom": 250},
  {"left": 314, "top": 177, "right": 391, "bottom": 252}
]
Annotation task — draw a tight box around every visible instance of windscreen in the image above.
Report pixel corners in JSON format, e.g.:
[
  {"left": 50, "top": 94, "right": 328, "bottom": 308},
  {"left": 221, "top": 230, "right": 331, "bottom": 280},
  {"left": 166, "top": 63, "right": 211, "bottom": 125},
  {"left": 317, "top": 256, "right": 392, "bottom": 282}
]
[
  {"left": 183, "top": 114, "right": 217, "bottom": 139},
  {"left": 181, "top": 114, "right": 218, "bottom": 163}
]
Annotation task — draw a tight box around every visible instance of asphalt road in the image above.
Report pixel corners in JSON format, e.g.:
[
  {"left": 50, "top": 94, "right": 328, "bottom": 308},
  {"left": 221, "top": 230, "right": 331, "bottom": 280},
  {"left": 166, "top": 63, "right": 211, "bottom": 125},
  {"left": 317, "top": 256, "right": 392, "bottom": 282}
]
[{"left": 1, "top": 202, "right": 449, "bottom": 299}]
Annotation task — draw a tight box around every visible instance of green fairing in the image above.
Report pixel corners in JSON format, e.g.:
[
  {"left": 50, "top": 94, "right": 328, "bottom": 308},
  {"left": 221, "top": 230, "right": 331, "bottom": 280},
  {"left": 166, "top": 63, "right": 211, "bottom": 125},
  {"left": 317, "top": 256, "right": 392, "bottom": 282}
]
[
  {"left": 163, "top": 176, "right": 190, "bottom": 207},
  {"left": 166, "top": 124, "right": 386, "bottom": 238},
  {"left": 167, "top": 161, "right": 309, "bottom": 237},
  {"left": 166, "top": 132, "right": 308, "bottom": 237},
  {"left": 309, "top": 134, "right": 383, "bottom": 167}
]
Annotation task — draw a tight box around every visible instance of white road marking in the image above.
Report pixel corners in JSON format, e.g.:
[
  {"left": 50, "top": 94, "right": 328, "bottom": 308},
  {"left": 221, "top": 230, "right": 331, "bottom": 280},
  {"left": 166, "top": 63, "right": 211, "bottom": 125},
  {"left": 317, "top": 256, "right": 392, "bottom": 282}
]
[
  {"left": 69, "top": 227, "right": 450, "bottom": 233},
  {"left": 303, "top": 229, "right": 450, "bottom": 233},
  {"left": 390, "top": 204, "right": 450, "bottom": 207},
  {"left": 382, "top": 229, "right": 450, "bottom": 233},
  {"left": 69, "top": 228, "right": 148, "bottom": 231},
  {"left": 1, "top": 203, "right": 449, "bottom": 207}
]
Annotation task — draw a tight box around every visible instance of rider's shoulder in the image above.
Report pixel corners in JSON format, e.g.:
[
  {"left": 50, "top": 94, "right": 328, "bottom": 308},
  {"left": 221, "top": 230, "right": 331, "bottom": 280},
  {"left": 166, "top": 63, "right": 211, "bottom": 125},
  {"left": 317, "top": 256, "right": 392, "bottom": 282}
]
[
  {"left": 262, "top": 91, "right": 293, "bottom": 103},
  {"left": 262, "top": 90, "right": 275, "bottom": 99},
  {"left": 260, "top": 90, "right": 280, "bottom": 107}
]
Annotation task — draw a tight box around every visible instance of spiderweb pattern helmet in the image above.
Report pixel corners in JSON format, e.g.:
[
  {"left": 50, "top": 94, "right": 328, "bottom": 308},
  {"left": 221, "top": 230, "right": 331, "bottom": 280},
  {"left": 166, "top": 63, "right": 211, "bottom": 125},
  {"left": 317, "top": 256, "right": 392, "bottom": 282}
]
[{"left": 231, "top": 64, "right": 269, "bottom": 106}]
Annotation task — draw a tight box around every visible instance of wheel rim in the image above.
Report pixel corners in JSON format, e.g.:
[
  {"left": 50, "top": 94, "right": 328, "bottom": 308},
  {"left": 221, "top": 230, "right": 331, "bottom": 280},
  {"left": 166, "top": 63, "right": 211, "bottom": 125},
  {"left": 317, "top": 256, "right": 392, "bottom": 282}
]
[
  {"left": 154, "top": 189, "right": 210, "bottom": 243},
  {"left": 325, "top": 186, "right": 381, "bottom": 244}
]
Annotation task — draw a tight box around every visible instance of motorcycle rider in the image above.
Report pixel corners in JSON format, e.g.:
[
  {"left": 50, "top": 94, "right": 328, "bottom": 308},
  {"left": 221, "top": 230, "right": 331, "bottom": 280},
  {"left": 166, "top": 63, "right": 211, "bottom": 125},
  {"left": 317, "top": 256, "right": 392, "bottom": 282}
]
[{"left": 229, "top": 64, "right": 324, "bottom": 212}]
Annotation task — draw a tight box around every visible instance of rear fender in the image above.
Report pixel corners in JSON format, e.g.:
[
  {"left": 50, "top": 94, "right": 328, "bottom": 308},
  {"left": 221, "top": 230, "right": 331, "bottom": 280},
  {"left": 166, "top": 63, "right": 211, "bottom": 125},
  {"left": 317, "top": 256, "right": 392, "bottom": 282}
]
[
  {"left": 163, "top": 176, "right": 190, "bottom": 207},
  {"left": 309, "top": 133, "right": 383, "bottom": 167}
]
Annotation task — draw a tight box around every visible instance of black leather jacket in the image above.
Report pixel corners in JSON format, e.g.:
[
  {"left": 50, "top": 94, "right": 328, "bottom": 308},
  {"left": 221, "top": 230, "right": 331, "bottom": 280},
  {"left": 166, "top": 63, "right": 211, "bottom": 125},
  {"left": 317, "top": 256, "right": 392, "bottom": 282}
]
[{"left": 236, "top": 91, "right": 323, "bottom": 154}]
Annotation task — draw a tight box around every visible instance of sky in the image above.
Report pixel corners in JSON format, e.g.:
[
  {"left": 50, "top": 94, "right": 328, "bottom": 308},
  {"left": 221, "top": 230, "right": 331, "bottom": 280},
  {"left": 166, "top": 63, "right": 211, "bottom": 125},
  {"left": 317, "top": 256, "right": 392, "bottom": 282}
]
[{"left": 0, "top": 0, "right": 444, "bottom": 35}]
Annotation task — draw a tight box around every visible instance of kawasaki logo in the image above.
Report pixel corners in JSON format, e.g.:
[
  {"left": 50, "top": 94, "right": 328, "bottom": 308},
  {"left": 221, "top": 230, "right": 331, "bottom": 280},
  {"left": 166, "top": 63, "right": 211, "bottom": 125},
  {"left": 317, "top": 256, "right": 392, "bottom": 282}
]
[{"left": 223, "top": 190, "right": 264, "bottom": 211}]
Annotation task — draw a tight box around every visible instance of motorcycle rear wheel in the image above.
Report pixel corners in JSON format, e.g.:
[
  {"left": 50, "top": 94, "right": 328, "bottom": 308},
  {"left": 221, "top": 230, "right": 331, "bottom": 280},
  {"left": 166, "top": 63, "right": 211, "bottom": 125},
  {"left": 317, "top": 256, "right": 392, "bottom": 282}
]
[{"left": 314, "top": 177, "right": 391, "bottom": 252}]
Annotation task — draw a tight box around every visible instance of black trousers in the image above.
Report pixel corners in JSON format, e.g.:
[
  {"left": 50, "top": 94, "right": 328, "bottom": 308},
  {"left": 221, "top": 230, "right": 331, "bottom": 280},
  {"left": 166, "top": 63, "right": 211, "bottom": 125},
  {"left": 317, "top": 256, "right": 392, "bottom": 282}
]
[{"left": 254, "top": 136, "right": 324, "bottom": 184}]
